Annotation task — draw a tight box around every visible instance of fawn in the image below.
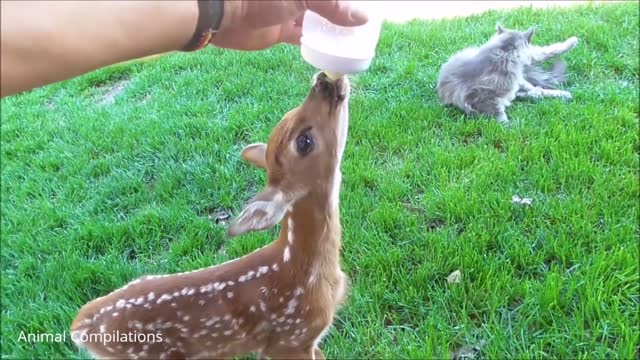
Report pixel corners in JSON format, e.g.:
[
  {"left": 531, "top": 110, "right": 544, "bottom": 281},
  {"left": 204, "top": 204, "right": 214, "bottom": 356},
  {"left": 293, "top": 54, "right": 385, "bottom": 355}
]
[{"left": 70, "top": 72, "right": 351, "bottom": 360}]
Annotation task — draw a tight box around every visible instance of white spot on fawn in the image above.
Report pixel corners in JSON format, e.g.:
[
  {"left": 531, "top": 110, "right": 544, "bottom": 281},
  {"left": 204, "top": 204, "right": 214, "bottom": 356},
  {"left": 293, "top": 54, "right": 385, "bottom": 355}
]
[
  {"left": 157, "top": 294, "right": 172, "bottom": 304},
  {"left": 205, "top": 317, "right": 220, "bottom": 326},
  {"left": 227, "top": 292, "right": 234, "bottom": 298},
  {"left": 239, "top": 270, "right": 256, "bottom": 282},
  {"left": 283, "top": 246, "right": 291, "bottom": 262},
  {"left": 200, "top": 284, "right": 215, "bottom": 293},
  {"left": 285, "top": 298, "right": 299, "bottom": 315},
  {"left": 287, "top": 217, "right": 294, "bottom": 244}
]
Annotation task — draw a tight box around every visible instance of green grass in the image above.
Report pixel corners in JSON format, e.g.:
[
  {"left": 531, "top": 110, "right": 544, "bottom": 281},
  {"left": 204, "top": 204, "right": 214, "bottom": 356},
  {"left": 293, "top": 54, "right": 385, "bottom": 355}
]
[{"left": 1, "top": 2, "right": 638, "bottom": 359}]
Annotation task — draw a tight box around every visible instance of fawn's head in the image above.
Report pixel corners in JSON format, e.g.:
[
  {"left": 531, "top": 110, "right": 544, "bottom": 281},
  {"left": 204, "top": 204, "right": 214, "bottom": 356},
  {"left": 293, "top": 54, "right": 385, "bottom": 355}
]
[{"left": 227, "top": 72, "right": 350, "bottom": 237}]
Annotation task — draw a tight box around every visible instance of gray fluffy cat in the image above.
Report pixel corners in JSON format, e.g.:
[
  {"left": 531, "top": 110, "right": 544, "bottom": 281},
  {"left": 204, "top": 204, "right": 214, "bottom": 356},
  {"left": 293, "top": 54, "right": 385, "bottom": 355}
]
[{"left": 437, "top": 24, "right": 578, "bottom": 124}]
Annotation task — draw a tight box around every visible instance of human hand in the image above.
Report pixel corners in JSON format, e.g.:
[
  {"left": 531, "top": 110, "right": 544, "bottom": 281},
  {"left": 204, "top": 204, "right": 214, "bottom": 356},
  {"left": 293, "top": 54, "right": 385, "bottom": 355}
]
[{"left": 210, "top": 0, "right": 369, "bottom": 51}]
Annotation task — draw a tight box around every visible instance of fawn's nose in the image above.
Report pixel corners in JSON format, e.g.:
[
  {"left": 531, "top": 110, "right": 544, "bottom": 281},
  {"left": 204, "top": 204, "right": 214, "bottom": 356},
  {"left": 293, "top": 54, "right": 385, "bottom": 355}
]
[{"left": 312, "top": 72, "right": 348, "bottom": 102}]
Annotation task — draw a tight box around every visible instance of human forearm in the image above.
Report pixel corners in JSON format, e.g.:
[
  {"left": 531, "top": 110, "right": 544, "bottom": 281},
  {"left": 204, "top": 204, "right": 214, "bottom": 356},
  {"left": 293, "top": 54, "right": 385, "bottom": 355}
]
[
  {"left": 0, "top": 1, "right": 198, "bottom": 97},
  {"left": 0, "top": 0, "right": 369, "bottom": 98}
]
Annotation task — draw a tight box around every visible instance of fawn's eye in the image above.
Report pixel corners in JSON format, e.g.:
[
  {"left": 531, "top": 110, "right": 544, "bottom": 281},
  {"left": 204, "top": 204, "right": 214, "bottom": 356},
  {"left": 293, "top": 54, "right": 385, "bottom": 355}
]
[{"left": 295, "top": 133, "right": 314, "bottom": 156}]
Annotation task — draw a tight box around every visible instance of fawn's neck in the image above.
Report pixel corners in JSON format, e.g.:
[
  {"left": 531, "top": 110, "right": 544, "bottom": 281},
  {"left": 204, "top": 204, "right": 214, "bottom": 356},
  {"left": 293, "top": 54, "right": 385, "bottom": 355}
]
[{"left": 276, "top": 186, "right": 342, "bottom": 280}]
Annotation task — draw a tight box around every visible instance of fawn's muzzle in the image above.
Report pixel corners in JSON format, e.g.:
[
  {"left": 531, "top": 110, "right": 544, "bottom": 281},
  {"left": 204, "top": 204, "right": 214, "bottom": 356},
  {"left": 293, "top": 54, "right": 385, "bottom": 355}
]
[{"left": 312, "top": 72, "right": 349, "bottom": 103}]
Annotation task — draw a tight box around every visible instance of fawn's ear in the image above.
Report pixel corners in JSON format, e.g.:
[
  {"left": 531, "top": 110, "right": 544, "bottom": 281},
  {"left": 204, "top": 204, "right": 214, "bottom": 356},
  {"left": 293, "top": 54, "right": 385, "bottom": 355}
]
[
  {"left": 241, "top": 143, "right": 267, "bottom": 169},
  {"left": 524, "top": 27, "right": 536, "bottom": 43},
  {"left": 227, "top": 187, "right": 289, "bottom": 237},
  {"left": 496, "top": 23, "right": 505, "bottom": 34}
]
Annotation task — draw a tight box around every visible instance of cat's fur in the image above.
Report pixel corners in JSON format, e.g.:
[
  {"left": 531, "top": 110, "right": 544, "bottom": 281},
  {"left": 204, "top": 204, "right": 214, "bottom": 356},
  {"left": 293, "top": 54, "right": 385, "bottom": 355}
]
[{"left": 437, "top": 24, "right": 578, "bottom": 124}]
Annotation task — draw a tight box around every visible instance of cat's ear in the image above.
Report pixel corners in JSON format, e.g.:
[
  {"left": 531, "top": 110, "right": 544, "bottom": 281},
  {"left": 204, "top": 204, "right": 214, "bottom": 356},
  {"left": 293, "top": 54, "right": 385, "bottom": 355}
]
[
  {"left": 524, "top": 27, "right": 536, "bottom": 43},
  {"left": 496, "top": 23, "right": 505, "bottom": 34}
]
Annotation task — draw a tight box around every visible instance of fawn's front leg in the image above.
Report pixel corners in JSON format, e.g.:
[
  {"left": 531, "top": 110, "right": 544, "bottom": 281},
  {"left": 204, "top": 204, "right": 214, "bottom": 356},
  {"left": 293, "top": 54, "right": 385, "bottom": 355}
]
[
  {"left": 517, "top": 80, "right": 572, "bottom": 100},
  {"left": 532, "top": 36, "right": 578, "bottom": 62}
]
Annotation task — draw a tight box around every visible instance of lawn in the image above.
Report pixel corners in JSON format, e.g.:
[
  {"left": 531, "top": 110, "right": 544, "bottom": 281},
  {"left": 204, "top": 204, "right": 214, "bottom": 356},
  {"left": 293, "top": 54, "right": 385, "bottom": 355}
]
[{"left": 1, "top": 2, "right": 638, "bottom": 359}]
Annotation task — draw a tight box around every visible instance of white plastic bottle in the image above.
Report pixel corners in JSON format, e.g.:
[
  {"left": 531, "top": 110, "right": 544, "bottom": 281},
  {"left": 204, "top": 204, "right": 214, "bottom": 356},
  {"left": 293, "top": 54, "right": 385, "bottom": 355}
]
[{"left": 300, "top": 5, "right": 382, "bottom": 79}]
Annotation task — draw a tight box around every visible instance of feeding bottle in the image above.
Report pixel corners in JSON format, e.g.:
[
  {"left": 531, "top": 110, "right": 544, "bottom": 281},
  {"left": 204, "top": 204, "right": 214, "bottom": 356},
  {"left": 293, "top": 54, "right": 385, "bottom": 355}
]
[{"left": 300, "top": 5, "right": 382, "bottom": 79}]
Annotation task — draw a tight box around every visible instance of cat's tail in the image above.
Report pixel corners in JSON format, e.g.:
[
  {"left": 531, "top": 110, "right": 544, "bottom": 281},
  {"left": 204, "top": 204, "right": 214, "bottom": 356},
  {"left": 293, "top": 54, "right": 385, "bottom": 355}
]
[{"left": 524, "top": 60, "right": 567, "bottom": 89}]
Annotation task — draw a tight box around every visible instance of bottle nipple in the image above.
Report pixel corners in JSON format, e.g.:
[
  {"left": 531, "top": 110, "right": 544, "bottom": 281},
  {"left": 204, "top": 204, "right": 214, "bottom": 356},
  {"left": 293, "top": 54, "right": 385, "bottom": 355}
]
[{"left": 324, "top": 71, "right": 343, "bottom": 81}]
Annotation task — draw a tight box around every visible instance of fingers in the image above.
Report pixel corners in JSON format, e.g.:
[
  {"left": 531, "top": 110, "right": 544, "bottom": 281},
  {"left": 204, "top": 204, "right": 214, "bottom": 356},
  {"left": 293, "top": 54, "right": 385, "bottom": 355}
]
[
  {"left": 305, "top": 0, "right": 368, "bottom": 27},
  {"left": 210, "top": 0, "right": 368, "bottom": 51}
]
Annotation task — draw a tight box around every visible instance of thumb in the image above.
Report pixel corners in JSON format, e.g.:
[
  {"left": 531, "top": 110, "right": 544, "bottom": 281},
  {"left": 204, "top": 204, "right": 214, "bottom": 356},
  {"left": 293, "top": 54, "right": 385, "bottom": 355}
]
[{"left": 305, "top": 0, "right": 369, "bottom": 27}]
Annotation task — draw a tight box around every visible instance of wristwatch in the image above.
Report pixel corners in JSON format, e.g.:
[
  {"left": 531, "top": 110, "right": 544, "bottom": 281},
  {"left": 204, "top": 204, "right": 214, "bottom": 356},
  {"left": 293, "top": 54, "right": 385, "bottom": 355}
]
[{"left": 182, "top": 0, "right": 224, "bottom": 52}]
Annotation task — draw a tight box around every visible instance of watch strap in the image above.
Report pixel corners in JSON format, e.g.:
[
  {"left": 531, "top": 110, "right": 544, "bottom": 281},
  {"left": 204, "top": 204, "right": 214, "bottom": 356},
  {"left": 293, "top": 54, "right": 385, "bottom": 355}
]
[{"left": 182, "top": 0, "right": 224, "bottom": 52}]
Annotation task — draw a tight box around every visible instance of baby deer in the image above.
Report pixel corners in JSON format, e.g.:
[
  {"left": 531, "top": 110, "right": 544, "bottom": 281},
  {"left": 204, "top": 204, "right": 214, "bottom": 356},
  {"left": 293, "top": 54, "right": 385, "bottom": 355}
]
[{"left": 70, "top": 72, "right": 351, "bottom": 360}]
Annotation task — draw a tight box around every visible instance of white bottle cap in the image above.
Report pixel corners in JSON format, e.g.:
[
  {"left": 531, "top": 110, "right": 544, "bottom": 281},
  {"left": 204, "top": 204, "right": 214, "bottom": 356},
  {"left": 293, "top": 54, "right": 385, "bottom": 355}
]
[{"left": 300, "top": 8, "right": 382, "bottom": 74}]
